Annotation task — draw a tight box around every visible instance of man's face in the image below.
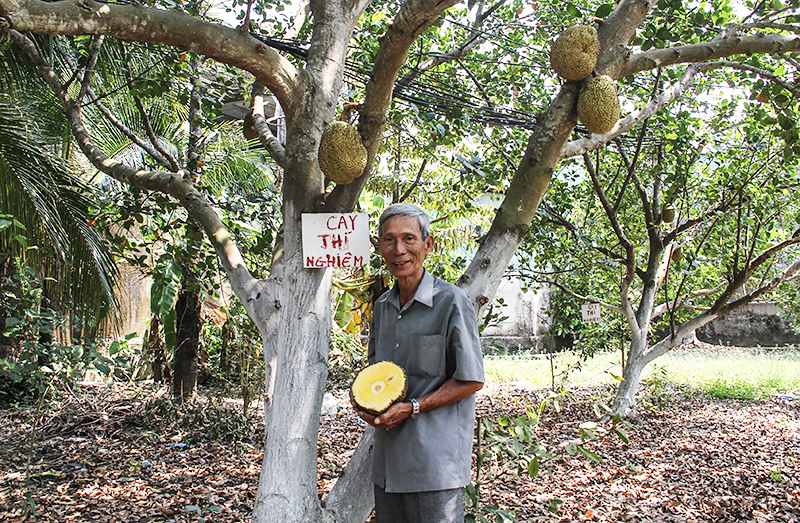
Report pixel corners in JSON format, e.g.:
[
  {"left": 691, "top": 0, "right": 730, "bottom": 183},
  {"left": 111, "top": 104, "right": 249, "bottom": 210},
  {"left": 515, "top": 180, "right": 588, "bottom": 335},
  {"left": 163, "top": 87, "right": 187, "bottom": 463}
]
[{"left": 378, "top": 215, "right": 434, "bottom": 281}]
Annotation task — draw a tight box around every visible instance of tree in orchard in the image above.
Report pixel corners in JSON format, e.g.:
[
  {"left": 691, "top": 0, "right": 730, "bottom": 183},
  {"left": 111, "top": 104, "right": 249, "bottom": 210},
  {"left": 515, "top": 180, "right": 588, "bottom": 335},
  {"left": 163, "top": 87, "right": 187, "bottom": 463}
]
[
  {"left": 519, "top": 91, "right": 800, "bottom": 417},
  {"left": 1, "top": 0, "right": 799, "bottom": 520}
]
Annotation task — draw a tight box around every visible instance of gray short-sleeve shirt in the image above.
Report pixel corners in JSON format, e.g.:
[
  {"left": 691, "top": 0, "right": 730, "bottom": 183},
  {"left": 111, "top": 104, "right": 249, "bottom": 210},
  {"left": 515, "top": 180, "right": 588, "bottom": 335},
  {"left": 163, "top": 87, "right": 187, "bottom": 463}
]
[{"left": 368, "top": 270, "right": 484, "bottom": 493}]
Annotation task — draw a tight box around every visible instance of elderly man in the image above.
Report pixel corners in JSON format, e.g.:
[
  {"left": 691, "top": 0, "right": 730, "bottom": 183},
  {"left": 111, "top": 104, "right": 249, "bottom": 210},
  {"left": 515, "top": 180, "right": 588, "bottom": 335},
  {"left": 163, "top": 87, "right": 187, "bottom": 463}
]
[{"left": 354, "top": 202, "right": 484, "bottom": 523}]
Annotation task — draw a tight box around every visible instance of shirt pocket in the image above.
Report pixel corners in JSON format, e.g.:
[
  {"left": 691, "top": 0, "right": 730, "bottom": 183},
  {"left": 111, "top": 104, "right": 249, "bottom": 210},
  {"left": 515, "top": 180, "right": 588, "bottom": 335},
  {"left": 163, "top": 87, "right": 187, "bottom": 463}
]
[{"left": 408, "top": 334, "right": 445, "bottom": 379}]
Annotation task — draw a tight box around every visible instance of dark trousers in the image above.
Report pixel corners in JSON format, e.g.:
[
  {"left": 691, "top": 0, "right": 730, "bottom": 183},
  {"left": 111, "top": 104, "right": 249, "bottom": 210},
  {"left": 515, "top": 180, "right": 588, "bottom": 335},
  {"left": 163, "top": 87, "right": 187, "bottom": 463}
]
[{"left": 373, "top": 484, "right": 464, "bottom": 523}]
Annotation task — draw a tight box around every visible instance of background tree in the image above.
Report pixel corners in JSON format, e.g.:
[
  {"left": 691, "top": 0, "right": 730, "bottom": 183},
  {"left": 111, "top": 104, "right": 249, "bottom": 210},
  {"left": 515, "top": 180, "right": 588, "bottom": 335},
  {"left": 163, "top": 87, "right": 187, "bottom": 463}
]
[
  {"left": 1, "top": 0, "right": 799, "bottom": 520},
  {"left": 0, "top": 54, "right": 119, "bottom": 396},
  {"left": 0, "top": 52, "right": 119, "bottom": 343},
  {"left": 519, "top": 96, "right": 800, "bottom": 416}
]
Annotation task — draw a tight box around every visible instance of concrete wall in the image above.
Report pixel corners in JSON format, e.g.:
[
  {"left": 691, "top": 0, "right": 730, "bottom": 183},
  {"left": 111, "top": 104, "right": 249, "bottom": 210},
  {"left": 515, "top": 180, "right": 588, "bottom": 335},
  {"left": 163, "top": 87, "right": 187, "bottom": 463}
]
[
  {"left": 480, "top": 277, "right": 551, "bottom": 354},
  {"left": 480, "top": 281, "right": 800, "bottom": 352},
  {"left": 697, "top": 302, "right": 800, "bottom": 347}
]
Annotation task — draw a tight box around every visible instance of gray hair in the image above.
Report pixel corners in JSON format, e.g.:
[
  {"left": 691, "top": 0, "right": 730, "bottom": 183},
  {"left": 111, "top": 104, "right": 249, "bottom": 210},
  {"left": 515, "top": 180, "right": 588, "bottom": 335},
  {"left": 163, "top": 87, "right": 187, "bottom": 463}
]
[{"left": 378, "top": 203, "right": 431, "bottom": 239}]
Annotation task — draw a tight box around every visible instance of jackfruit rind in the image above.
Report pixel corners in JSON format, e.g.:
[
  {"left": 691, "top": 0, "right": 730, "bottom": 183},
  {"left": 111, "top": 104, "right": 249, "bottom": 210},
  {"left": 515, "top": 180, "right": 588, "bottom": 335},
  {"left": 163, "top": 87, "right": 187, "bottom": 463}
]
[
  {"left": 318, "top": 121, "right": 368, "bottom": 185},
  {"left": 577, "top": 75, "right": 620, "bottom": 135},
  {"left": 550, "top": 25, "right": 599, "bottom": 81},
  {"left": 661, "top": 204, "right": 676, "bottom": 223},
  {"left": 351, "top": 361, "right": 408, "bottom": 416}
]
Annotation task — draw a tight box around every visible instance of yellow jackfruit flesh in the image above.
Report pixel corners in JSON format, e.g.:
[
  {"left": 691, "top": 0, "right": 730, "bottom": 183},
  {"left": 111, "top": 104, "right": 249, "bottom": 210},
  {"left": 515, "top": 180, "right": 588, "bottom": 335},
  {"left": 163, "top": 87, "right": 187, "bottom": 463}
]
[
  {"left": 351, "top": 361, "right": 408, "bottom": 416},
  {"left": 550, "top": 25, "right": 599, "bottom": 81},
  {"left": 577, "top": 75, "right": 620, "bottom": 135},
  {"left": 318, "top": 121, "right": 368, "bottom": 185}
]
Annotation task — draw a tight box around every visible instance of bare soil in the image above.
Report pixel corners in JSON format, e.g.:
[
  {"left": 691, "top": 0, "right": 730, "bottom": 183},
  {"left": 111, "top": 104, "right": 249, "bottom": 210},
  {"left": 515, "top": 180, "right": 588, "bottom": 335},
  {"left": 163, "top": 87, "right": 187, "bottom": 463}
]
[{"left": 0, "top": 380, "right": 798, "bottom": 522}]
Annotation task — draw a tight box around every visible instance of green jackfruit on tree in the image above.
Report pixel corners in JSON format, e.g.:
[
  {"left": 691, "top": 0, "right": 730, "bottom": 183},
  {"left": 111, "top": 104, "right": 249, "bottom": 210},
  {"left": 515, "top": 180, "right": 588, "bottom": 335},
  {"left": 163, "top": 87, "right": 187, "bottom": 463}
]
[
  {"left": 661, "top": 204, "right": 677, "bottom": 224},
  {"left": 318, "top": 121, "right": 368, "bottom": 185},
  {"left": 577, "top": 75, "right": 620, "bottom": 135},
  {"left": 549, "top": 25, "right": 600, "bottom": 81}
]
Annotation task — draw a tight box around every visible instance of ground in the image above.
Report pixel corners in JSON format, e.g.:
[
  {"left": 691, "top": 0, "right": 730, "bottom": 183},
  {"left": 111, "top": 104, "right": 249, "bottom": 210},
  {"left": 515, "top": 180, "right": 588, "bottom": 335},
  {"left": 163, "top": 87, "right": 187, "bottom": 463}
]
[{"left": 0, "top": 380, "right": 798, "bottom": 522}]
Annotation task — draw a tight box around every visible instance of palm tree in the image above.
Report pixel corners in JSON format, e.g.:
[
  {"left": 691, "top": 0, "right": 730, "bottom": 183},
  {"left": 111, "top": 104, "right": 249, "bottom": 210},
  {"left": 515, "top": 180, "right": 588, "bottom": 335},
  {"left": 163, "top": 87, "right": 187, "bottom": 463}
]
[{"left": 0, "top": 53, "right": 119, "bottom": 345}]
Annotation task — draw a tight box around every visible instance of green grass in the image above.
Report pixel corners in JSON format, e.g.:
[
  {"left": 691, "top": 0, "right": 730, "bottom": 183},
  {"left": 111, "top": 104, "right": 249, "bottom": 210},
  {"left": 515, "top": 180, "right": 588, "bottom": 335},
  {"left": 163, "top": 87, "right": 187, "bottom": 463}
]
[{"left": 485, "top": 346, "right": 800, "bottom": 400}]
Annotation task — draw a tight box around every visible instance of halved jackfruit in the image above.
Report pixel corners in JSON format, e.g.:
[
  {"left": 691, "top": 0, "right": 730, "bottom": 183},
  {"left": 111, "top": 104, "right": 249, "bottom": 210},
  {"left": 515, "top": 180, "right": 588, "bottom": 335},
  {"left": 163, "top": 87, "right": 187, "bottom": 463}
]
[{"left": 351, "top": 361, "right": 407, "bottom": 416}]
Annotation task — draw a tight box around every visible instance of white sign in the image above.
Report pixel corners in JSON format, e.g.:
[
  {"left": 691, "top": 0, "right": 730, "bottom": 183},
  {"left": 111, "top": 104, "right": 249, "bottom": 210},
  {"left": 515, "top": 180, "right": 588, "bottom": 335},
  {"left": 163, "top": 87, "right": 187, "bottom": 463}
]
[
  {"left": 581, "top": 303, "right": 602, "bottom": 323},
  {"left": 302, "top": 213, "right": 370, "bottom": 268}
]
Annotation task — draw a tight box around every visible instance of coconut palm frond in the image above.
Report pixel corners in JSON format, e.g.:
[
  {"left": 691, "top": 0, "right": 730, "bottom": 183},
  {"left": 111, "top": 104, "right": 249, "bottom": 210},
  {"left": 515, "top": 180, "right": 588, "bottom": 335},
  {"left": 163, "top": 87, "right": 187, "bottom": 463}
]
[
  {"left": 202, "top": 120, "right": 278, "bottom": 195},
  {"left": 0, "top": 95, "right": 119, "bottom": 335}
]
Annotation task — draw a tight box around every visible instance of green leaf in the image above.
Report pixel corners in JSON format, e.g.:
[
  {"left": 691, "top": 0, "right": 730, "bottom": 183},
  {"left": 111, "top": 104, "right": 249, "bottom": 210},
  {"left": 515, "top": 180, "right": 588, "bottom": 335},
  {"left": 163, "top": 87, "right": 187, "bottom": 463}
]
[
  {"left": 595, "top": 4, "right": 614, "bottom": 17},
  {"left": 566, "top": 3, "right": 581, "bottom": 16},
  {"left": 527, "top": 456, "right": 540, "bottom": 478},
  {"left": 613, "top": 427, "right": 630, "bottom": 444},
  {"left": 575, "top": 444, "right": 604, "bottom": 463},
  {"left": 163, "top": 308, "right": 177, "bottom": 351}
]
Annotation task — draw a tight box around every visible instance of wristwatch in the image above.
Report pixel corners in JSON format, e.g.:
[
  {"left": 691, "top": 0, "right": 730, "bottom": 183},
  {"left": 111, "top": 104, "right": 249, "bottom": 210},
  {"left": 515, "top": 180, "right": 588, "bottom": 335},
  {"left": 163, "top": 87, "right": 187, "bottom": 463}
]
[{"left": 410, "top": 398, "right": 420, "bottom": 419}]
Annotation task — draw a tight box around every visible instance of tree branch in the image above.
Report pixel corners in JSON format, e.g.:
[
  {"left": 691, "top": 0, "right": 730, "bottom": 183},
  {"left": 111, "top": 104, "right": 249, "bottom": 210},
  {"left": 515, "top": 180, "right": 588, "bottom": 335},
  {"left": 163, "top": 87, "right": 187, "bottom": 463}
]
[
  {"left": 711, "top": 60, "right": 800, "bottom": 97},
  {"left": 0, "top": 0, "right": 301, "bottom": 117},
  {"left": 398, "top": 157, "right": 428, "bottom": 203},
  {"left": 251, "top": 82, "right": 286, "bottom": 168},
  {"left": 543, "top": 279, "right": 622, "bottom": 312},
  {"left": 651, "top": 283, "right": 727, "bottom": 319},
  {"left": 564, "top": 31, "right": 800, "bottom": 159},
  {"left": 709, "top": 229, "right": 800, "bottom": 316},
  {"left": 620, "top": 32, "right": 800, "bottom": 78},
  {"left": 663, "top": 149, "right": 780, "bottom": 245},
  {"left": 645, "top": 257, "right": 800, "bottom": 364},
  {"left": 53, "top": 37, "right": 175, "bottom": 169},
  {"left": 583, "top": 152, "right": 639, "bottom": 335},
  {"left": 583, "top": 152, "right": 633, "bottom": 267},
  {"left": 394, "top": 0, "right": 502, "bottom": 88},
  {"left": 120, "top": 42, "right": 181, "bottom": 172},
  {"left": 77, "top": 35, "right": 103, "bottom": 105},
  {"left": 563, "top": 65, "right": 702, "bottom": 158},
  {"left": 10, "top": 28, "right": 260, "bottom": 309},
  {"left": 326, "top": 0, "right": 461, "bottom": 212}
]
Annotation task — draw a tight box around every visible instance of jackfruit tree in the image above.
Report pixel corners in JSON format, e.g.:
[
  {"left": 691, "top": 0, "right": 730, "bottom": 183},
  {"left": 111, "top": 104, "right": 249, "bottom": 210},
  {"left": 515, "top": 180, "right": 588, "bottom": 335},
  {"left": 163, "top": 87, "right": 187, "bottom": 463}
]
[
  {"left": 1, "top": 0, "right": 799, "bottom": 521},
  {"left": 518, "top": 102, "right": 800, "bottom": 419}
]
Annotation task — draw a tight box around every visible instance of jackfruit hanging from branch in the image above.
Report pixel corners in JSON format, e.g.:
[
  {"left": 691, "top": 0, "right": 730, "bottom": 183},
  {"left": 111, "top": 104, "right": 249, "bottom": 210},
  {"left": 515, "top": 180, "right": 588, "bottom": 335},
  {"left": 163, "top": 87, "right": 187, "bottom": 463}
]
[
  {"left": 577, "top": 75, "right": 620, "bottom": 135},
  {"left": 318, "top": 121, "right": 368, "bottom": 185},
  {"left": 351, "top": 361, "right": 408, "bottom": 416},
  {"left": 549, "top": 25, "right": 599, "bottom": 81}
]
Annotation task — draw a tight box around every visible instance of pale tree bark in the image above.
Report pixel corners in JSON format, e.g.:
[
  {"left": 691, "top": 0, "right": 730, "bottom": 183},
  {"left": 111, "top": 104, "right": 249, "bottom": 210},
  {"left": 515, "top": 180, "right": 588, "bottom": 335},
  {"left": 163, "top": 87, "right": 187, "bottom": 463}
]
[{"left": 614, "top": 257, "right": 800, "bottom": 417}]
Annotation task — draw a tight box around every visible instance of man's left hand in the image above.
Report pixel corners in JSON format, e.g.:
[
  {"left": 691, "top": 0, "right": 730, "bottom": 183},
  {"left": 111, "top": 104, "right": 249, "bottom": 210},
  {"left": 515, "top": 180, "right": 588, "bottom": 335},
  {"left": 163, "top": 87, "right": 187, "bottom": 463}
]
[{"left": 374, "top": 402, "right": 413, "bottom": 431}]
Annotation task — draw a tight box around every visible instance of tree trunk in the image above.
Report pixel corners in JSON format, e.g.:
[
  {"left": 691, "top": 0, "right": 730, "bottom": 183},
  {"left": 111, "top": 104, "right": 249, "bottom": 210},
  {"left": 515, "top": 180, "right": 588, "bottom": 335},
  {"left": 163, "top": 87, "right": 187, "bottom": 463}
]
[
  {"left": 611, "top": 337, "right": 649, "bottom": 418},
  {"left": 173, "top": 282, "right": 201, "bottom": 402},
  {"left": 146, "top": 315, "right": 169, "bottom": 384},
  {"left": 324, "top": 428, "right": 375, "bottom": 523},
  {"left": 220, "top": 317, "right": 234, "bottom": 376},
  {"left": 251, "top": 267, "right": 336, "bottom": 523}
]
